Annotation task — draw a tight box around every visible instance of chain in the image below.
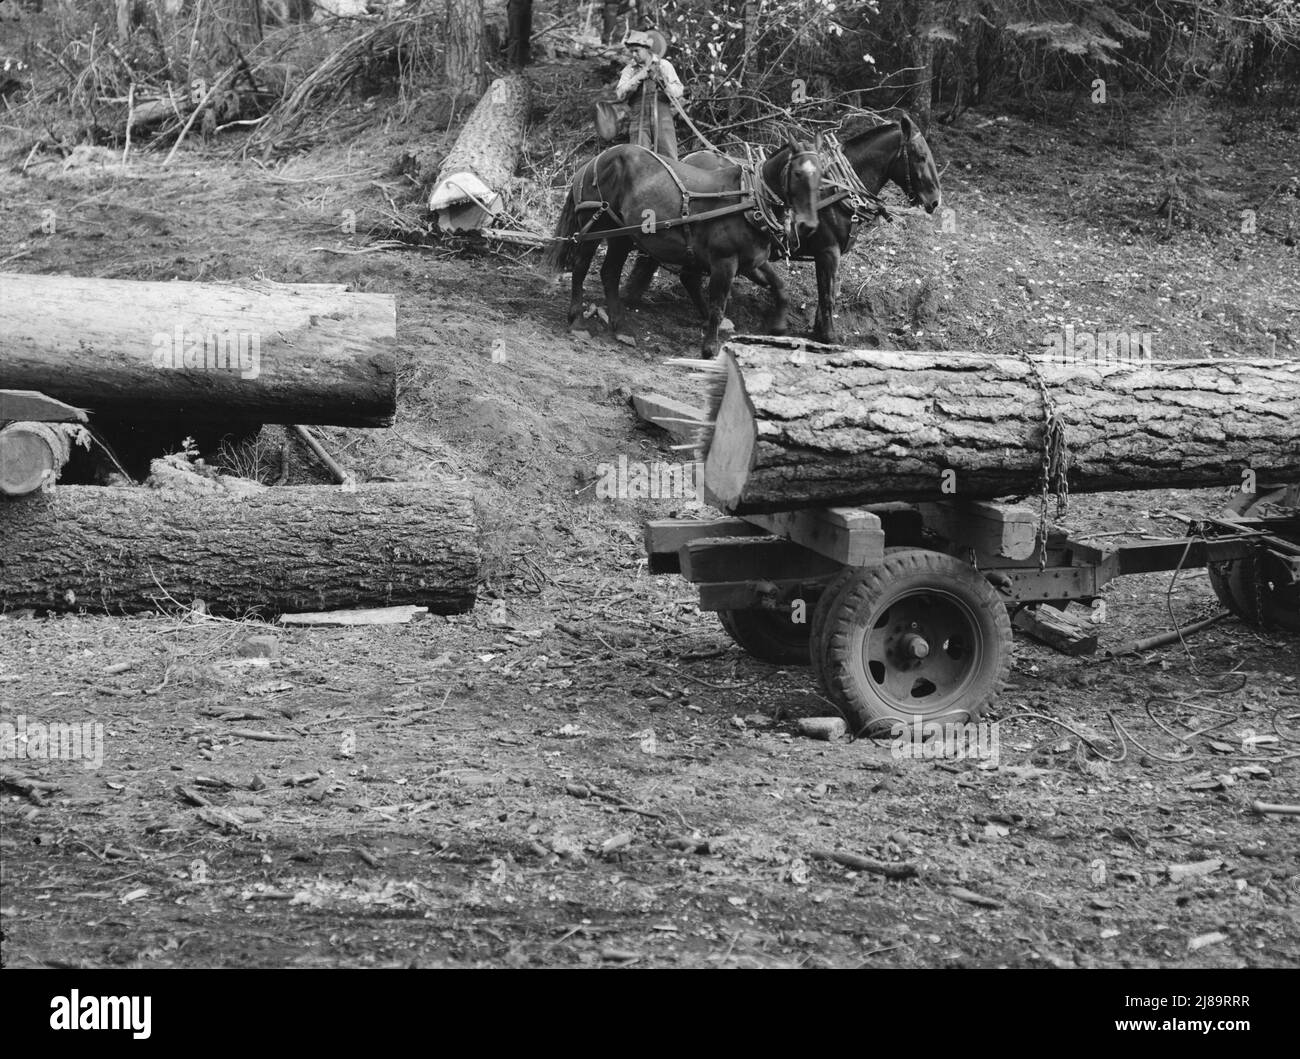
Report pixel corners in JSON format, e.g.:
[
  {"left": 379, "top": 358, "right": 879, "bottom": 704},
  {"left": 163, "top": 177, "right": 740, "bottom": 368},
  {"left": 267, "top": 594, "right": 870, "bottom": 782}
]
[{"left": 1019, "top": 353, "right": 1070, "bottom": 571}]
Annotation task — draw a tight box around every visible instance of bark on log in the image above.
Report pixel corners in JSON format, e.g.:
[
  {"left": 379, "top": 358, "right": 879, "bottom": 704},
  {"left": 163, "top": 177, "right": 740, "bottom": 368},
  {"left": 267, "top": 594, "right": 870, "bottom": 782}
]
[
  {"left": 698, "top": 339, "right": 1300, "bottom": 513},
  {"left": 429, "top": 74, "right": 530, "bottom": 231},
  {"left": 0, "top": 478, "right": 480, "bottom": 615},
  {"left": 0, "top": 274, "right": 396, "bottom": 427}
]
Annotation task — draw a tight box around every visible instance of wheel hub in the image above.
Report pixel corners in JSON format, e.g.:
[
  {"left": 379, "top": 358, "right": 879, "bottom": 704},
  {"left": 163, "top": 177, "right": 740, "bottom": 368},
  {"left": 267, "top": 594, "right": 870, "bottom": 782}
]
[{"left": 864, "top": 592, "right": 980, "bottom": 706}]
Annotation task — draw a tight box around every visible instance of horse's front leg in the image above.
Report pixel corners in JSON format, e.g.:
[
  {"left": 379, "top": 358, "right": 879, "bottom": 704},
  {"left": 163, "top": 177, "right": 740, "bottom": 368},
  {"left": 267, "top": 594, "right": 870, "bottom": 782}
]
[
  {"left": 623, "top": 253, "right": 660, "bottom": 307},
  {"left": 567, "top": 237, "right": 599, "bottom": 330},
  {"left": 749, "top": 261, "right": 789, "bottom": 336},
  {"left": 679, "top": 268, "right": 708, "bottom": 318},
  {"left": 702, "top": 256, "right": 739, "bottom": 358},
  {"left": 601, "top": 236, "right": 636, "bottom": 344},
  {"left": 813, "top": 246, "right": 841, "bottom": 345}
]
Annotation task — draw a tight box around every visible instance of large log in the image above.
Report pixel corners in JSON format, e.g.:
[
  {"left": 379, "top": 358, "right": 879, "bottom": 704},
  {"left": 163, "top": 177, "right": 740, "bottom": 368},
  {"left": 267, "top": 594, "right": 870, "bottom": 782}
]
[
  {"left": 697, "top": 340, "right": 1300, "bottom": 513},
  {"left": 429, "top": 74, "right": 530, "bottom": 232},
  {"left": 0, "top": 422, "right": 75, "bottom": 497},
  {"left": 0, "top": 274, "right": 396, "bottom": 427},
  {"left": 0, "top": 476, "right": 480, "bottom": 615}
]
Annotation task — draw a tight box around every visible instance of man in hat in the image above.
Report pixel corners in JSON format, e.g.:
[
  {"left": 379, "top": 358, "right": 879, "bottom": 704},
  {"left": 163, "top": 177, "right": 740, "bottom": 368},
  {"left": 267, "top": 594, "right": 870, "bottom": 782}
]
[{"left": 615, "top": 30, "right": 684, "bottom": 159}]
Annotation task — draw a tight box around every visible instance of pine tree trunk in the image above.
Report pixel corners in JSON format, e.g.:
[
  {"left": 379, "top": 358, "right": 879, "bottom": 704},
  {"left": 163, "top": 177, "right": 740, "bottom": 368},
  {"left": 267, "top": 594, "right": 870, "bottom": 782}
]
[
  {"left": 904, "top": 0, "right": 936, "bottom": 130},
  {"left": 699, "top": 340, "right": 1300, "bottom": 514},
  {"left": 506, "top": 0, "right": 532, "bottom": 68},
  {"left": 445, "top": 0, "right": 486, "bottom": 96},
  {"left": 0, "top": 479, "right": 480, "bottom": 615}
]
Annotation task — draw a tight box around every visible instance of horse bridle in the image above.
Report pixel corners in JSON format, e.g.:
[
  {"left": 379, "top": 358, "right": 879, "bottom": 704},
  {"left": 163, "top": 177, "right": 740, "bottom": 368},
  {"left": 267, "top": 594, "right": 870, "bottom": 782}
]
[{"left": 895, "top": 126, "right": 920, "bottom": 205}]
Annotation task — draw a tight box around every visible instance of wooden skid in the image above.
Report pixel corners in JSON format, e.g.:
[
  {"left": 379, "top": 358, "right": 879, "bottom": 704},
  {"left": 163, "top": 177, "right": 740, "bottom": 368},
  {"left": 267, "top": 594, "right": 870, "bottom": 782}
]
[
  {"left": 741, "top": 506, "right": 885, "bottom": 567},
  {"left": 1012, "top": 604, "right": 1099, "bottom": 655},
  {"left": 916, "top": 500, "right": 1038, "bottom": 561},
  {"left": 644, "top": 517, "right": 766, "bottom": 574},
  {"left": 680, "top": 536, "right": 843, "bottom": 584},
  {"left": 631, "top": 393, "right": 711, "bottom": 444}
]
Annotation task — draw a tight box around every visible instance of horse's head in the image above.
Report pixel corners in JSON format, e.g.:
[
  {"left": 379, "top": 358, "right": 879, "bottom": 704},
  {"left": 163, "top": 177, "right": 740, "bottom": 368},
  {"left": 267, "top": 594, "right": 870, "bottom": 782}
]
[
  {"left": 781, "top": 134, "right": 822, "bottom": 233},
  {"left": 890, "top": 112, "right": 942, "bottom": 213}
]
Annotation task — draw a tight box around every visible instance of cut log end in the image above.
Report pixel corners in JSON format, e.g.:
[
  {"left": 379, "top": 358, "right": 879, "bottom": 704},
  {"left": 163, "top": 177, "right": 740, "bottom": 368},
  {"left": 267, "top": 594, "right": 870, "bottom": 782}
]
[
  {"left": 701, "top": 353, "right": 753, "bottom": 511},
  {"left": 0, "top": 422, "right": 72, "bottom": 497}
]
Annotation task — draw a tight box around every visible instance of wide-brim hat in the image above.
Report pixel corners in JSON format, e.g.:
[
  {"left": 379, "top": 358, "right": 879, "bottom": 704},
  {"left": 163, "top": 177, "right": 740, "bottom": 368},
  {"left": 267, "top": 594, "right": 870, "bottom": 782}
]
[{"left": 624, "top": 29, "right": 668, "bottom": 57}]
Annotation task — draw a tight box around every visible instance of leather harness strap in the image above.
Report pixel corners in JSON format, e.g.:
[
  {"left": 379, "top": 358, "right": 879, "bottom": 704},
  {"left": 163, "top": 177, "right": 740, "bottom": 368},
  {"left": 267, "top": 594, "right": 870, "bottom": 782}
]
[{"left": 568, "top": 145, "right": 816, "bottom": 245}]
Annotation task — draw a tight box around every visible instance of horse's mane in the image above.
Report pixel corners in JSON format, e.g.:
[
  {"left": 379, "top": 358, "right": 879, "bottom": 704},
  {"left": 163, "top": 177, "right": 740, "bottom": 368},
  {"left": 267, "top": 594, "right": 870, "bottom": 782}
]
[{"left": 842, "top": 121, "right": 900, "bottom": 148}]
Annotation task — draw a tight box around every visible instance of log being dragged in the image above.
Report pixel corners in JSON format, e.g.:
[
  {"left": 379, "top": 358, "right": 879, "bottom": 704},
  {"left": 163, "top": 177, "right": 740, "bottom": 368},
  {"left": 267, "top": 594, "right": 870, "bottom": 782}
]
[
  {"left": 429, "top": 74, "right": 530, "bottom": 231},
  {"left": 694, "top": 340, "right": 1300, "bottom": 513},
  {"left": 0, "top": 477, "right": 480, "bottom": 615},
  {"left": 0, "top": 274, "right": 396, "bottom": 427}
]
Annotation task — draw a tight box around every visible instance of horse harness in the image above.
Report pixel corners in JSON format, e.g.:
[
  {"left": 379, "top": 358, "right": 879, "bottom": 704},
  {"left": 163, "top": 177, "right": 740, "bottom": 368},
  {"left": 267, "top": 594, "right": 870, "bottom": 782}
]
[
  {"left": 813, "top": 130, "right": 894, "bottom": 253},
  {"left": 567, "top": 145, "right": 821, "bottom": 253}
]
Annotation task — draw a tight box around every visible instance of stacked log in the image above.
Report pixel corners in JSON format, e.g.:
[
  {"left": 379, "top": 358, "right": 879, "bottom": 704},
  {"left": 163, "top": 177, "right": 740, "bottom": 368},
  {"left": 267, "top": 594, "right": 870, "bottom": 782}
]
[
  {"left": 0, "top": 274, "right": 396, "bottom": 427},
  {"left": 694, "top": 338, "right": 1300, "bottom": 514},
  {"left": 0, "top": 472, "right": 480, "bottom": 616}
]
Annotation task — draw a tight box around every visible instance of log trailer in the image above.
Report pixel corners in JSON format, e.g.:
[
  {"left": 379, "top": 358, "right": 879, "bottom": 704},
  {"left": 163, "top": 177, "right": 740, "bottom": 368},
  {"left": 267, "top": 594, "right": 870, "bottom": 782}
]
[{"left": 645, "top": 483, "right": 1299, "bottom": 737}]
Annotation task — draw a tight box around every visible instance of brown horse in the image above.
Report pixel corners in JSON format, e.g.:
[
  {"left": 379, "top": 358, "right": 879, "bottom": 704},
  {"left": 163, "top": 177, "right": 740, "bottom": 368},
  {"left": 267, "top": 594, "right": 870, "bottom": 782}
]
[
  {"left": 624, "top": 112, "right": 942, "bottom": 345},
  {"left": 544, "top": 139, "right": 821, "bottom": 357}
]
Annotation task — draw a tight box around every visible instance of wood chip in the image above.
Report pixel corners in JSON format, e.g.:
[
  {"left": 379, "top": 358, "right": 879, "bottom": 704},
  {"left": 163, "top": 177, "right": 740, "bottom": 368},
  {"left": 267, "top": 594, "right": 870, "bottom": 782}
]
[
  {"left": 809, "top": 848, "right": 918, "bottom": 880},
  {"left": 1167, "top": 858, "right": 1224, "bottom": 882},
  {"left": 948, "top": 886, "right": 1003, "bottom": 909},
  {"left": 278, "top": 605, "right": 429, "bottom": 626},
  {"left": 1188, "top": 931, "right": 1228, "bottom": 951},
  {"left": 227, "top": 728, "right": 294, "bottom": 742}
]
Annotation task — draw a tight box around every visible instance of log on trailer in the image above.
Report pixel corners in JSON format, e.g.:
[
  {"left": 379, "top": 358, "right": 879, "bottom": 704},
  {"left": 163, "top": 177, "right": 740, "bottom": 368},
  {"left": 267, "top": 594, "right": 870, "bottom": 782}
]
[
  {"left": 694, "top": 339, "right": 1300, "bottom": 513},
  {"left": 0, "top": 478, "right": 479, "bottom": 615},
  {"left": 429, "top": 74, "right": 531, "bottom": 232},
  {"left": 0, "top": 274, "right": 396, "bottom": 427}
]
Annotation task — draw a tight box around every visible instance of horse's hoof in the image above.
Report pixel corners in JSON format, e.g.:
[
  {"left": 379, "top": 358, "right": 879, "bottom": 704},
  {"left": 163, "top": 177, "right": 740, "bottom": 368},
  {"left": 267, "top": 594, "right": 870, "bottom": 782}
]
[{"left": 614, "top": 333, "right": 638, "bottom": 348}]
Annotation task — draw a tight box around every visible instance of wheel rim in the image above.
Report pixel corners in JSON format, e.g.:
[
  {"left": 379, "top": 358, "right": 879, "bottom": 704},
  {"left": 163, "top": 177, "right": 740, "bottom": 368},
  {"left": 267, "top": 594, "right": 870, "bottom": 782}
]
[{"left": 859, "top": 588, "right": 986, "bottom": 713}]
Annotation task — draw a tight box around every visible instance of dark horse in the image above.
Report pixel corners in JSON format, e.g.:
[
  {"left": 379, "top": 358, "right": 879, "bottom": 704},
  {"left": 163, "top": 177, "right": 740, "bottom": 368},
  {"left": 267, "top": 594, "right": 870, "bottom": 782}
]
[
  {"left": 624, "top": 112, "right": 942, "bottom": 345},
  {"left": 544, "top": 139, "right": 821, "bottom": 357}
]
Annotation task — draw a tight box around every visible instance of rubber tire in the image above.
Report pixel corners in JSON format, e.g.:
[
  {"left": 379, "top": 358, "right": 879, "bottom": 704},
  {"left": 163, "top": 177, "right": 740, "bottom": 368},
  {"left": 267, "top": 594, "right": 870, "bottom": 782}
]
[
  {"left": 1206, "top": 488, "right": 1299, "bottom": 632},
  {"left": 810, "top": 554, "right": 916, "bottom": 706},
  {"left": 718, "top": 603, "right": 815, "bottom": 665},
  {"left": 815, "top": 549, "right": 1013, "bottom": 735},
  {"left": 1206, "top": 489, "right": 1270, "bottom": 616}
]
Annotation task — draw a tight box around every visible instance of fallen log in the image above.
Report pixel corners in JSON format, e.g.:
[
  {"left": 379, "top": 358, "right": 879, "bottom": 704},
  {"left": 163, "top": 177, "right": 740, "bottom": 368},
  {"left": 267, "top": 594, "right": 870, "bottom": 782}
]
[
  {"left": 429, "top": 74, "right": 530, "bottom": 232},
  {"left": 0, "top": 422, "right": 76, "bottom": 497},
  {"left": 694, "top": 340, "right": 1300, "bottom": 513},
  {"left": 0, "top": 475, "right": 479, "bottom": 615},
  {"left": 0, "top": 274, "right": 396, "bottom": 427}
]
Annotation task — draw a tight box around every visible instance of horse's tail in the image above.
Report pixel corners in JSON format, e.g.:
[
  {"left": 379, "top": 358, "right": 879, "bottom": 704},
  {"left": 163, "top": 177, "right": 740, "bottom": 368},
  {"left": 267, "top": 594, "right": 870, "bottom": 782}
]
[{"left": 544, "top": 191, "right": 579, "bottom": 273}]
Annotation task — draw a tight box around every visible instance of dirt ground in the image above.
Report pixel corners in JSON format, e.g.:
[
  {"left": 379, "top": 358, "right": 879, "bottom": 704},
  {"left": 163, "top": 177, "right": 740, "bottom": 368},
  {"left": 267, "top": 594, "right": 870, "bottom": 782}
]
[{"left": 1, "top": 85, "right": 1297, "bottom": 968}]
